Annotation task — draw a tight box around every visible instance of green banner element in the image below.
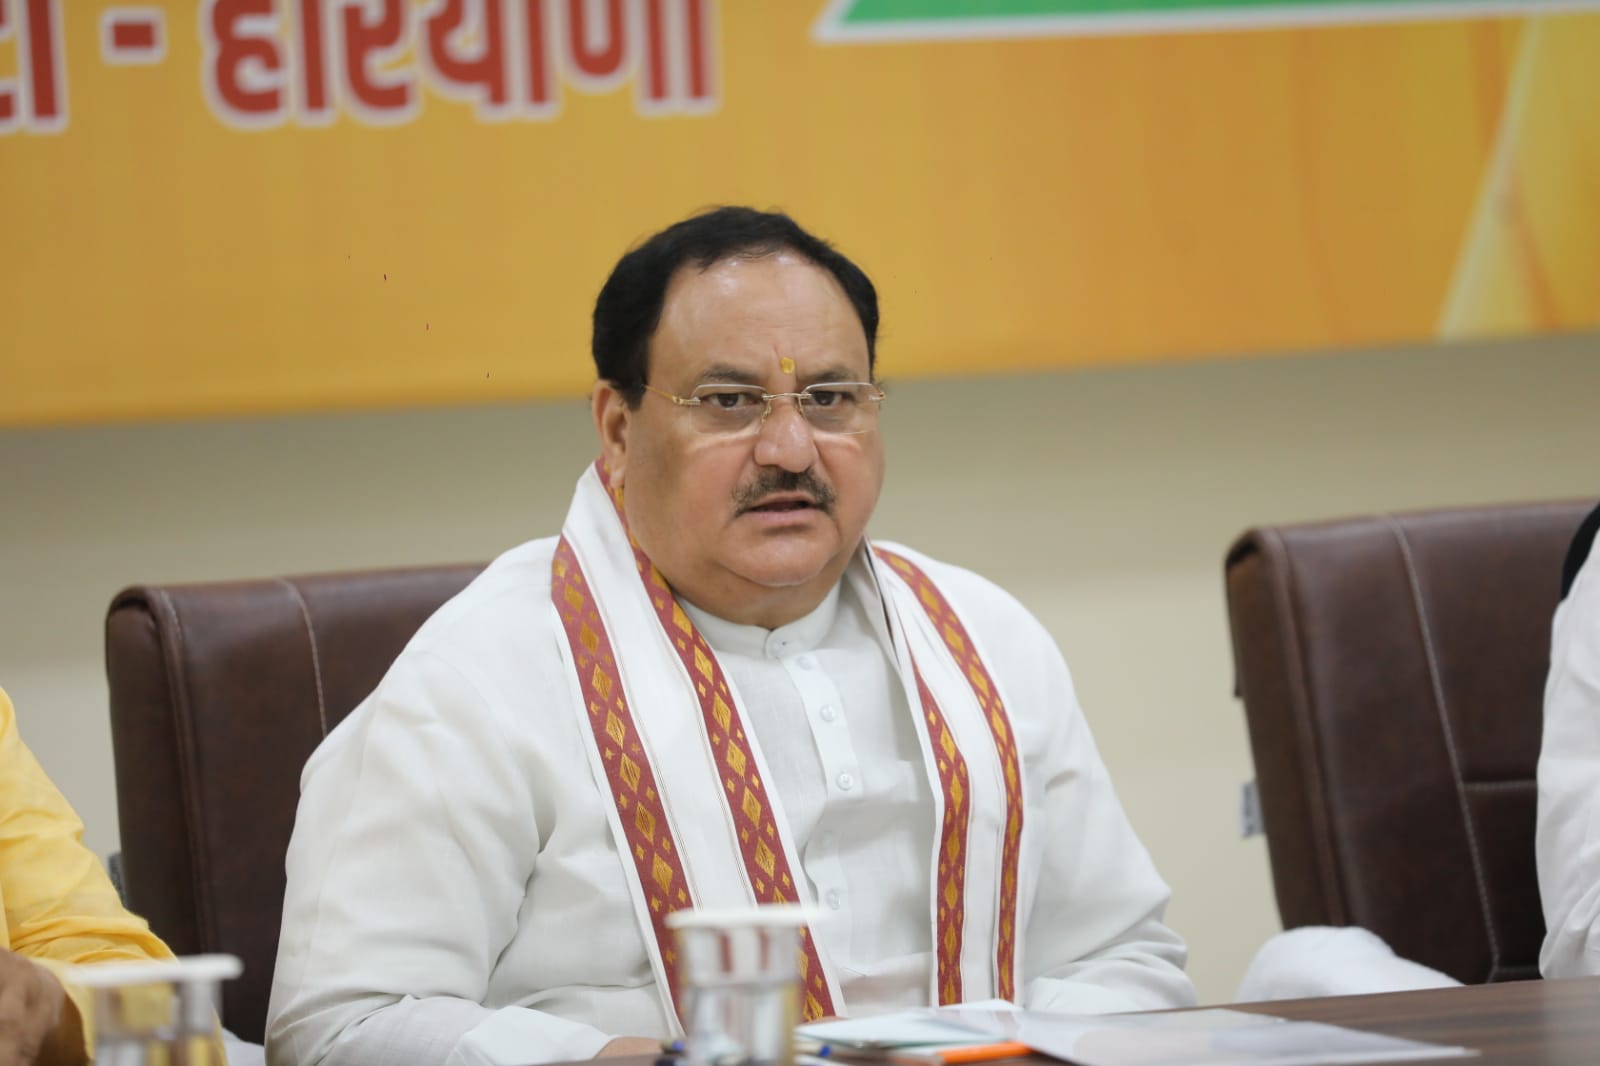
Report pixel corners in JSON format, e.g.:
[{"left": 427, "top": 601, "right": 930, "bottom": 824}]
[{"left": 819, "top": 0, "right": 1600, "bottom": 33}]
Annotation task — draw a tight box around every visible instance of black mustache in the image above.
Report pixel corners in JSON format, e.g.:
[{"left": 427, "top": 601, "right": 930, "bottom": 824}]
[{"left": 733, "top": 470, "right": 837, "bottom": 515}]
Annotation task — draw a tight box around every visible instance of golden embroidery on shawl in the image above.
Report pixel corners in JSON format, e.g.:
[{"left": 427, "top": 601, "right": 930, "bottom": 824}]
[
  {"left": 593, "top": 461, "right": 837, "bottom": 1020},
  {"left": 553, "top": 536, "right": 692, "bottom": 1010},
  {"left": 875, "top": 546, "right": 1025, "bottom": 1002}
]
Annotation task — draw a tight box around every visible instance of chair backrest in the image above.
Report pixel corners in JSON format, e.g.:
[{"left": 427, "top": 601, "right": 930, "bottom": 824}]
[
  {"left": 1225, "top": 501, "right": 1591, "bottom": 985},
  {"left": 104, "top": 565, "right": 483, "bottom": 1042}
]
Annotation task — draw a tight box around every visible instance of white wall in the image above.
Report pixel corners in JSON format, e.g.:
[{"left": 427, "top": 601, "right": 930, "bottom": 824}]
[{"left": 2, "top": 331, "right": 1596, "bottom": 1004}]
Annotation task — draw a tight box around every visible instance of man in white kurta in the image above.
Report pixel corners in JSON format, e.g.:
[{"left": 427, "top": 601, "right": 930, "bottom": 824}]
[
  {"left": 1537, "top": 501, "right": 1600, "bottom": 977},
  {"left": 266, "top": 207, "right": 1194, "bottom": 1066}
]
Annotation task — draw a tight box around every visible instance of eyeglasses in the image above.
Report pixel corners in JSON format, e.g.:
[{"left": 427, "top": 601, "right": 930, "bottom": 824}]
[{"left": 642, "top": 381, "right": 886, "bottom": 436}]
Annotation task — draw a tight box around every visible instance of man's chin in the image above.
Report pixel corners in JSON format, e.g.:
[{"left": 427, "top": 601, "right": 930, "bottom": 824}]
[
  {"left": 736, "top": 564, "right": 830, "bottom": 592},
  {"left": 720, "top": 526, "right": 858, "bottom": 591},
  {"left": 730, "top": 548, "right": 839, "bottom": 594}
]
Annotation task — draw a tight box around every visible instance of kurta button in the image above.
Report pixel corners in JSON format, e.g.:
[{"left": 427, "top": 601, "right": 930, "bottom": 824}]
[{"left": 836, "top": 771, "right": 855, "bottom": 791}]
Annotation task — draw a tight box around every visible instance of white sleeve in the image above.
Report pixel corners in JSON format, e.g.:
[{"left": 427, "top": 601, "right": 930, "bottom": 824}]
[
  {"left": 984, "top": 599, "right": 1195, "bottom": 1013},
  {"left": 265, "top": 650, "right": 614, "bottom": 1066},
  {"left": 1537, "top": 548, "right": 1600, "bottom": 978}
]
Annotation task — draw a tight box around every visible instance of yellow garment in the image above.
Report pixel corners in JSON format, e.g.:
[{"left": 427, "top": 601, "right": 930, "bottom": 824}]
[{"left": 0, "top": 686, "right": 176, "bottom": 1063}]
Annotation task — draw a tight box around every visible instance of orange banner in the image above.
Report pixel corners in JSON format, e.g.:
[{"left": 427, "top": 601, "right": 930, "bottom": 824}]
[{"left": 2, "top": 1, "right": 1597, "bottom": 426}]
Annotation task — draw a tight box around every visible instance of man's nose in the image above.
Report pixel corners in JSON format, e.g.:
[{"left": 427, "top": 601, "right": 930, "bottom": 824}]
[{"left": 752, "top": 397, "right": 819, "bottom": 472}]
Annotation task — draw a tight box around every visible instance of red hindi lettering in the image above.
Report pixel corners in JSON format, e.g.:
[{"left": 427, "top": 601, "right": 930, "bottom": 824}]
[
  {"left": 565, "top": 0, "right": 626, "bottom": 85},
  {"left": 299, "top": 0, "right": 414, "bottom": 123},
  {"left": 421, "top": 0, "right": 510, "bottom": 116},
  {"left": 203, "top": 0, "right": 288, "bottom": 126},
  {"left": 341, "top": 0, "right": 414, "bottom": 118},
  {"left": 18, "top": 0, "right": 66, "bottom": 129},
  {"left": 638, "top": 0, "right": 713, "bottom": 110},
  {"left": 297, "top": 0, "right": 330, "bottom": 119},
  {"left": 517, "top": 0, "right": 555, "bottom": 111},
  {"left": 641, "top": 0, "right": 667, "bottom": 103},
  {"left": 682, "top": 0, "right": 710, "bottom": 102}
]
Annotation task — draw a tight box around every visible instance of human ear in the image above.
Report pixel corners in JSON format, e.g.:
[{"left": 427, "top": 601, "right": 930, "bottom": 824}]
[{"left": 592, "top": 381, "right": 632, "bottom": 490}]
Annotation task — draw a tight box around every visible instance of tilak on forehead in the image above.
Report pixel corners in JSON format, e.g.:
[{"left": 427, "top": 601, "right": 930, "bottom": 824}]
[{"left": 779, "top": 356, "right": 795, "bottom": 374}]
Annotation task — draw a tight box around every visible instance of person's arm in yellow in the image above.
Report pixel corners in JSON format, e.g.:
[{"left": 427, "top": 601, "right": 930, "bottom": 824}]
[{"left": 0, "top": 686, "right": 178, "bottom": 1064}]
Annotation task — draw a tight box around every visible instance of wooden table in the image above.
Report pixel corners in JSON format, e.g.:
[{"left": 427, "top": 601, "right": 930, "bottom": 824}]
[
  {"left": 585, "top": 977, "right": 1600, "bottom": 1066},
  {"left": 1226, "top": 976, "right": 1600, "bottom": 1064}
]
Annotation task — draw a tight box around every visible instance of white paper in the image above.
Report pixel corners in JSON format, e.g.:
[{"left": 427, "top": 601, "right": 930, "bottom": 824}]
[
  {"left": 1014, "top": 1008, "right": 1477, "bottom": 1066},
  {"left": 796, "top": 1010, "right": 998, "bottom": 1051},
  {"left": 800, "top": 1006, "right": 1474, "bottom": 1066}
]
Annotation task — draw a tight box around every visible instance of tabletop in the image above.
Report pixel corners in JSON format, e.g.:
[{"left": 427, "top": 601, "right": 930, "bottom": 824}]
[
  {"left": 1227, "top": 975, "right": 1600, "bottom": 1065},
  {"left": 578, "top": 976, "right": 1600, "bottom": 1066}
]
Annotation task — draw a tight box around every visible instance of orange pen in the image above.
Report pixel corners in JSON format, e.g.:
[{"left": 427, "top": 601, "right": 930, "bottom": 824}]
[{"left": 887, "top": 1041, "right": 1034, "bottom": 1066}]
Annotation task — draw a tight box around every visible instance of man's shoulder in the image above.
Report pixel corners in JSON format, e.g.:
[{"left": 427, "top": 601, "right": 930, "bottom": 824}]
[
  {"left": 872, "top": 541, "right": 1075, "bottom": 723},
  {"left": 307, "top": 536, "right": 574, "bottom": 762},
  {"left": 407, "top": 535, "right": 563, "bottom": 651},
  {"left": 1561, "top": 501, "right": 1600, "bottom": 601},
  {"left": 871, "top": 540, "right": 1043, "bottom": 634}
]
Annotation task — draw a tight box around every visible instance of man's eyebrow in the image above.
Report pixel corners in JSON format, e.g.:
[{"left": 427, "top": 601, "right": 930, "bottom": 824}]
[
  {"left": 693, "top": 364, "right": 764, "bottom": 387},
  {"left": 803, "top": 365, "right": 867, "bottom": 385}
]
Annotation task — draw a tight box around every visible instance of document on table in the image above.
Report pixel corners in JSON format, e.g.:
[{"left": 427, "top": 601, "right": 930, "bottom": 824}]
[
  {"left": 800, "top": 1004, "right": 1478, "bottom": 1066},
  {"left": 797, "top": 1008, "right": 1002, "bottom": 1052}
]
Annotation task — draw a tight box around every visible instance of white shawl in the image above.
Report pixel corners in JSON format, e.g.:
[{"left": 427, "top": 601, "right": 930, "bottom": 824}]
[{"left": 550, "top": 463, "right": 1027, "bottom": 1028}]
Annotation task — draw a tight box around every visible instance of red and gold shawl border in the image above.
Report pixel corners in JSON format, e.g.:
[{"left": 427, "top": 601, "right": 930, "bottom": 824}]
[
  {"left": 571, "top": 464, "right": 838, "bottom": 1021},
  {"left": 875, "top": 546, "right": 1024, "bottom": 1001},
  {"left": 908, "top": 660, "right": 971, "bottom": 1005},
  {"left": 623, "top": 546, "right": 837, "bottom": 1020},
  {"left": 551, "top": 536, "right": 692, "bottom": 1010}
]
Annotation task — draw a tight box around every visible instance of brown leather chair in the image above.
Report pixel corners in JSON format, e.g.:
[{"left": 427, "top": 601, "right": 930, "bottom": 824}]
[
  {"left": 1226, "top": 501, "right": 1593, "bottom": 986},
  {"left": 104, "top": 565, "right": 483, "bottom": 1043}
]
